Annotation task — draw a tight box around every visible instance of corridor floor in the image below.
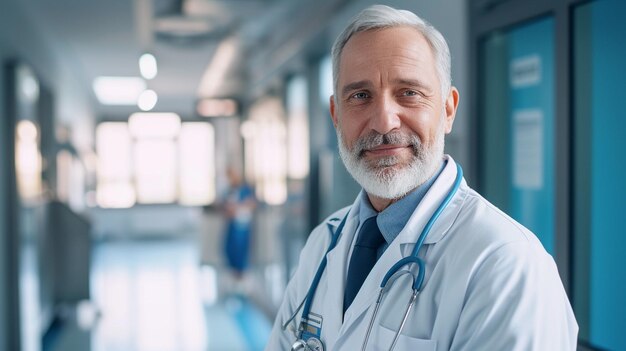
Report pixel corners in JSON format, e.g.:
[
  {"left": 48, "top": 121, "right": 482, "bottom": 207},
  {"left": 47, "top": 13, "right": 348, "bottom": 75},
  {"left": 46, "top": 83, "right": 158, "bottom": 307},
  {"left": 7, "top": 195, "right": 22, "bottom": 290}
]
[{"left": 48, "top": 237, "right": 272, "bottom": 351}]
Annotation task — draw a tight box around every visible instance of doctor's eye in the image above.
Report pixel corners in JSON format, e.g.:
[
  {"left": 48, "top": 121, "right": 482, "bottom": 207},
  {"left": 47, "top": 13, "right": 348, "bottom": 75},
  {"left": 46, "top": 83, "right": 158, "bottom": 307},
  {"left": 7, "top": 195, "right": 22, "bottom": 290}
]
[
  {"left": 351, "top": 91, "right": 370, "bottom": 100},
  {"left": 401, "top": 90, "right": 419, "bottom": 97}
]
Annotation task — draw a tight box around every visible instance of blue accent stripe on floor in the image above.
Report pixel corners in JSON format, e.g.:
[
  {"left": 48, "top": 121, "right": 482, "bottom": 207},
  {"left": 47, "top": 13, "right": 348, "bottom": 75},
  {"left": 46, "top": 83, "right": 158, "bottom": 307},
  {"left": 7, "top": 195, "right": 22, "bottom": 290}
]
[
  {"left": 205, "top": 302, "right": 248, "bottom": 351},
  {"left": 229, "top": 295, "right": 272, "bottom": 351}
]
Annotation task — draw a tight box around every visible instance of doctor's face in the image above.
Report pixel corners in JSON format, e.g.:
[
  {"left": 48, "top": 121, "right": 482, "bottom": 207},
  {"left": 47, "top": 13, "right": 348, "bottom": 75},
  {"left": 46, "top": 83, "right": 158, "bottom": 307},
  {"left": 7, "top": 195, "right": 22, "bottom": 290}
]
[{"left": 330, "top": 26, "right": 459, "bottom": 201}]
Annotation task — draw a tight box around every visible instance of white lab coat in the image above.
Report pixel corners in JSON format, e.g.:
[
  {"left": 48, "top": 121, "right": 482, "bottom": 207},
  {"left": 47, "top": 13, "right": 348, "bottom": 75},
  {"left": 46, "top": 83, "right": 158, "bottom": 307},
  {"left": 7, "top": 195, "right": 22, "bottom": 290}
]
[{"left": 266, "top": 156, "right": 578, "bottom": 350}]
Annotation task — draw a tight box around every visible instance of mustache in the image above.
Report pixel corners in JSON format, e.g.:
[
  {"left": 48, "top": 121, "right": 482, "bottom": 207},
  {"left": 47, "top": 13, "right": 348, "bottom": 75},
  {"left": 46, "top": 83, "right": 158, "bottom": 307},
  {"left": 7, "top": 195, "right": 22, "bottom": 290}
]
[{"left": 354, "top": 131, "right": 422, "bottom": 157}]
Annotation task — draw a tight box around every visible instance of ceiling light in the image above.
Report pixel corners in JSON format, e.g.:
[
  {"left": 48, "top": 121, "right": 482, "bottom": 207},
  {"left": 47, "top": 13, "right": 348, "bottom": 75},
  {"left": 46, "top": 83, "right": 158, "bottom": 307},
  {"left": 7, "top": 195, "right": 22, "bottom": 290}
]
[
  {"left": 137, "top": 89, "right": 158, "bottom": 111},
  {"left": 93, "top": 77, "right": 146, "bottom": 105},
  {"left": 139, "top": 53, "right": 158, "bottom": 80}
]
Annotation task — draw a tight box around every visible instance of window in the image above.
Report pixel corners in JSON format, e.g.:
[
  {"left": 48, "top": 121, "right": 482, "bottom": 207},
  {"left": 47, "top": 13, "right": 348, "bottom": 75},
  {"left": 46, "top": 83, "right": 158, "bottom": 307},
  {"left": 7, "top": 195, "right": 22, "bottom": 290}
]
[
  {"left": 96, "top": 114, "right": 215, "bottom": 208},
  {"left": 242, "top": 98, "right": 287, "bottom": 205},
  {"left": 286, "top": 75, "right": 309, "bottom": 180}
]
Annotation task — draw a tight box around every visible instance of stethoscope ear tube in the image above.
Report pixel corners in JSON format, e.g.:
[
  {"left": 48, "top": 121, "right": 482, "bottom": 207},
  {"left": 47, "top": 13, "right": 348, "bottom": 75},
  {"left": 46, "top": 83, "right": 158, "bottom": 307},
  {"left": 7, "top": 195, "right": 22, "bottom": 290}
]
[
  {"left": 380, "top": 256, "right": 425, "bottom": 290},
  {"left": 388, "top": 289, "right": 419, "bottom": 351},
  {"left": 361, "top": 289, "right": 385, "bottom": 351},
  {"left": 362, "top": 285, "right": 421, "bottom": 351}
]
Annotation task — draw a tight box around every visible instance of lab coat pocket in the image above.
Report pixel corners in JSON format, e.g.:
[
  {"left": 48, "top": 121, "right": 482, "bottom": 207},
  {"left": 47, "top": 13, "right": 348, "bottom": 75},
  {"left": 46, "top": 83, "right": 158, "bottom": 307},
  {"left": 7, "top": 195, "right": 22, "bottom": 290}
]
[{"left": 372, "top": 324, "right": 437, "bottom": 351}]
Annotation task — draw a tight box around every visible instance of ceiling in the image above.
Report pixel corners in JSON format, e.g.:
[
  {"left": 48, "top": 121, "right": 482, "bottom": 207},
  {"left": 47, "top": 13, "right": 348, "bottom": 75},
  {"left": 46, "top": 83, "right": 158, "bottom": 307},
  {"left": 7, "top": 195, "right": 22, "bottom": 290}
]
[{"left": 16, "top": 0, "right": 352, "bottom": 119}]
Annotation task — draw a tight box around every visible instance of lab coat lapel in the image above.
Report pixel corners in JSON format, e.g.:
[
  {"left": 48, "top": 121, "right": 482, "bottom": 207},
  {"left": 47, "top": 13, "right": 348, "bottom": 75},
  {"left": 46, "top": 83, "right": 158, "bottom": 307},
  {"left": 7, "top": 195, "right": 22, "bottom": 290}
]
[
  {"left": 320, "top": 200, "right": 361, "bottom": 346},
  {"left": 401, "top": 156, "right": 464, "bottom": 245}
]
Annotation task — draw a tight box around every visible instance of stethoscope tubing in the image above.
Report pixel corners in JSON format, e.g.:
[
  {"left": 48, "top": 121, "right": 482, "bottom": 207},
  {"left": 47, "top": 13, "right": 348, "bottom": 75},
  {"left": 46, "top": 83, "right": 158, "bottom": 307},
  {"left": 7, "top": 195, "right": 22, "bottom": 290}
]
[
  {"left": 380, "top": 163, "right": 464, "bottom": 291},
  {"left": 411, "top": 164, "right": 463, "bottom": 258},
  {"left": 300, "top": 212, "right": 351, "bottom": 326}
]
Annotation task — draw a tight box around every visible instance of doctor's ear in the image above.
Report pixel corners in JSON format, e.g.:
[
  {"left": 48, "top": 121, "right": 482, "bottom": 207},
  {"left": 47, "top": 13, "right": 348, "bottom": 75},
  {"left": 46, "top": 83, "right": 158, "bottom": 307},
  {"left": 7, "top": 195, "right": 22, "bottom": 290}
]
[
  {"left": 444, "top": 87, "right": 459, "bottom": 134},
  {"left": 330, "top": 95, "right": 338, "bottom": 128}
]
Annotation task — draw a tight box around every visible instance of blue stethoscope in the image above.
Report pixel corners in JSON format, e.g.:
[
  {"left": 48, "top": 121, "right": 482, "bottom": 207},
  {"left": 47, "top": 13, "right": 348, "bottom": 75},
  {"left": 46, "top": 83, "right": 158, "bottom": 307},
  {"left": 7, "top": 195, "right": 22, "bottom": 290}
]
[{"left": 283, "top": 164, "right": 463, "bottom": 351}]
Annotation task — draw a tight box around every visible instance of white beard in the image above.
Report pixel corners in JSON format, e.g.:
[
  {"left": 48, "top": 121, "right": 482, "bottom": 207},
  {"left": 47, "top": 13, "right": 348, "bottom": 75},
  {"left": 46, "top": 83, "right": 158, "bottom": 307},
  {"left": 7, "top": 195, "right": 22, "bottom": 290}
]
[{"left": 337, "top": 119, "right": 445, "bottom": 200}]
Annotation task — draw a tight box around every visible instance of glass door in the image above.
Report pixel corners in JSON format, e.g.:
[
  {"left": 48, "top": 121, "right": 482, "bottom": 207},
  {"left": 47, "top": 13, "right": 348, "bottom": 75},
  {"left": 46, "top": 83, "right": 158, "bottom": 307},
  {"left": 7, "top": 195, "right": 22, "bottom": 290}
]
[{"left": 479, "top": 17, "right": 556, "bottom": 254}]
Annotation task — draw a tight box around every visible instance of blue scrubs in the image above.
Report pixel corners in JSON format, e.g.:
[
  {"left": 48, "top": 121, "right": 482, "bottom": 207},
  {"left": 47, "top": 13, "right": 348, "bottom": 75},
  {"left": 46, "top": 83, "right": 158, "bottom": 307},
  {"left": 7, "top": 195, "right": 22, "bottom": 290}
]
[{"left": 224, "top": 184, "right": 255, "bottom": 272}]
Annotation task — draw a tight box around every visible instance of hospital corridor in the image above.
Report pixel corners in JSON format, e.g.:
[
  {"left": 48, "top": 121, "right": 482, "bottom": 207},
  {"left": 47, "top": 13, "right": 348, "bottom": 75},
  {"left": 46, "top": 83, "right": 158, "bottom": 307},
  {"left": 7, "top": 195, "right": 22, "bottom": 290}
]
[{"left": 1, "top": 0, "right": 625, "bottom": 350}]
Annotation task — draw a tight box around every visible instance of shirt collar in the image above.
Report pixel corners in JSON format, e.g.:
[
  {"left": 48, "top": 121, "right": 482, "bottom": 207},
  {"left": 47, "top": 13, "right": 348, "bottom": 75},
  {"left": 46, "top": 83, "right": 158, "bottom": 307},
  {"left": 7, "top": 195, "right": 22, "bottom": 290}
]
[{"left": 357, "top": 161, "right": 446, "bottom": 244}]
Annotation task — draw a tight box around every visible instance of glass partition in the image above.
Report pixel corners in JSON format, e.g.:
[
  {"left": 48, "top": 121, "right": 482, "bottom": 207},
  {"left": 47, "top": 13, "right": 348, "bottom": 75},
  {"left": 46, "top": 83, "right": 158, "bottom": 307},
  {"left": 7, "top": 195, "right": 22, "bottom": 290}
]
[{"left": 573, "top": 1, "right": 626, "bottom": 349}]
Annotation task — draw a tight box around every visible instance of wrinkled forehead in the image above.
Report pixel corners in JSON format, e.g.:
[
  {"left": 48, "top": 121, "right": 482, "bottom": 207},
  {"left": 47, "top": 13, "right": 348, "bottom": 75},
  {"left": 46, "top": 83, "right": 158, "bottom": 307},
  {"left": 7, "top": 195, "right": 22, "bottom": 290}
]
[
  {"left": 341, "top": 27, "right": 433, "bottom": 61},
  {"left": 337, "top": 27, "right": 440, "bottom": 87}
]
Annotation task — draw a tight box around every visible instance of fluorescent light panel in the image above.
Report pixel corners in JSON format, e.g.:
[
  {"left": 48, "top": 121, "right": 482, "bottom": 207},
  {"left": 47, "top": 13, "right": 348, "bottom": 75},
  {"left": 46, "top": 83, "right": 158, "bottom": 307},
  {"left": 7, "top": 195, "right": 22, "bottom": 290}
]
[{"left": 93, "top": 76, "right": 146, "bottom": 105}]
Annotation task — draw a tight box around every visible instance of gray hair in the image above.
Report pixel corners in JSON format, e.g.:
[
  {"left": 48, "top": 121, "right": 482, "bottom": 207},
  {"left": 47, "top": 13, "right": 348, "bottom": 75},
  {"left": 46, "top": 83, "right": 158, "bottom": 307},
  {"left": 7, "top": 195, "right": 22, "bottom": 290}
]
[{"left": 331, "top": 5, "right": 451, "bottom": 102}]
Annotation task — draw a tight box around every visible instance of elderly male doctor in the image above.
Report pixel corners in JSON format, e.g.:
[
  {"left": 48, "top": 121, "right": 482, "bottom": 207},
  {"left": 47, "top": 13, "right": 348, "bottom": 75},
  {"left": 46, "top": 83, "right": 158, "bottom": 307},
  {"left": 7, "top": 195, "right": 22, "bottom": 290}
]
[{"left": 267, "top": 5, "right": 577, "bottom": 351}]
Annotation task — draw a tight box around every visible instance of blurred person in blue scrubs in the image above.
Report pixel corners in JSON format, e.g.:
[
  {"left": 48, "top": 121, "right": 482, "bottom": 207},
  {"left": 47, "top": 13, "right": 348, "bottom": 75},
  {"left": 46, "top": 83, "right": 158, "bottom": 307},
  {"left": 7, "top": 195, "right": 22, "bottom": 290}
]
[
  {"left": 267, "top": 5, "right": 577, "bottom": 351},
  {"left": 222, "top": 166, "right": 257, "bottom": 280}
]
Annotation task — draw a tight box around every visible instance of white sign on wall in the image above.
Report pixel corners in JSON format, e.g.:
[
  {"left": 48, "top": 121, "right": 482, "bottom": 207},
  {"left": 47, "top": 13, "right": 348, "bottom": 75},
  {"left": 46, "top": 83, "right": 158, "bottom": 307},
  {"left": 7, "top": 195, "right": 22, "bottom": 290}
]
[{"left": 510, "top": 54, "right": 542, "bottom": 88}]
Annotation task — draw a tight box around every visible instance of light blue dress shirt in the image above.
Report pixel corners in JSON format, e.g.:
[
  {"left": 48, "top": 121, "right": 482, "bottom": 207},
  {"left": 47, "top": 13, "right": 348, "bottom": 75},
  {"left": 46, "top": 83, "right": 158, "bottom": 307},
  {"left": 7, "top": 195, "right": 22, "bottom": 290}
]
[{"left": 356, "top": 161, "right": 446, "bottom": 257}]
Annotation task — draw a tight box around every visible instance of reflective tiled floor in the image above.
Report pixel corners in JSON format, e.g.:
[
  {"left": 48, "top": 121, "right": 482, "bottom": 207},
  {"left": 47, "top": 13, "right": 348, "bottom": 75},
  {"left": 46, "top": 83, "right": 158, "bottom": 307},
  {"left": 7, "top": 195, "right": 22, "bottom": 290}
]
[{"left": 49, "top": 237, "right": 272, "bottom": 351}]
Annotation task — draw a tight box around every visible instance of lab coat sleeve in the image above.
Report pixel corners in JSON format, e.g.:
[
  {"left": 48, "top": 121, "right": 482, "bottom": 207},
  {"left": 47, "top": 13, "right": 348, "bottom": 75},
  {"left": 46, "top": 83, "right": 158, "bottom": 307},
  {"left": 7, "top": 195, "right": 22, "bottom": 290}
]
[
  {"left": 265, "top": 225, "right": 328, "bottom": 351},
  {"left": 449, "top": 241, "right": 578, "bottom": 351}
]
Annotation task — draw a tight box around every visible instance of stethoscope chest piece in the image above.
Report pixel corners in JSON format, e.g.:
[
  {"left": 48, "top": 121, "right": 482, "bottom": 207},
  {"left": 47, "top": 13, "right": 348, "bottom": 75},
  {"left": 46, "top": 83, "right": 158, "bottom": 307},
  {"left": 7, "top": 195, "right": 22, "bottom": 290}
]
[
  {"left": 290, "top": 337, "right": 324, "bottom": 351},
  {"left": 290, "top": 339, "right": 307, "bottom": 351},
  {"left": 306, "top": 337, "right": 324, "bottom": 351}
]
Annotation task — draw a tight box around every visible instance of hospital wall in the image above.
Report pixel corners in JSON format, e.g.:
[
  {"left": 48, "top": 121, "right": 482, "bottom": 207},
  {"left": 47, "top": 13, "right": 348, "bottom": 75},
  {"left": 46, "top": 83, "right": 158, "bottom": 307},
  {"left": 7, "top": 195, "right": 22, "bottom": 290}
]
[
  {"left": 0, "top": 40, "right": 8, "bottom": 351},
  {"left": 0, "top": 2, "right": 94, "bottom": 351}
]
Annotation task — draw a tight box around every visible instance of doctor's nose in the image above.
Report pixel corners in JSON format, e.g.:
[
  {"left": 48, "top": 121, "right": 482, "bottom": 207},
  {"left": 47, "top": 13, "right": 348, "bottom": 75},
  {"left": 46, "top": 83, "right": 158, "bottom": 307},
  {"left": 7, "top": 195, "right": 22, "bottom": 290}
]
[{"left": 368, "top": 96, "right": 402, "bottom": 135}]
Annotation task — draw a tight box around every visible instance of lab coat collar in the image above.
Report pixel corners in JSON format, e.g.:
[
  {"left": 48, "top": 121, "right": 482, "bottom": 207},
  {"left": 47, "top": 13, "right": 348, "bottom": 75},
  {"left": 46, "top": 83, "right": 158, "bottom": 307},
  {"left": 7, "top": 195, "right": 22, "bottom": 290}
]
[{"left": 397, "top": 155, "right": 467, "bottom": 245}]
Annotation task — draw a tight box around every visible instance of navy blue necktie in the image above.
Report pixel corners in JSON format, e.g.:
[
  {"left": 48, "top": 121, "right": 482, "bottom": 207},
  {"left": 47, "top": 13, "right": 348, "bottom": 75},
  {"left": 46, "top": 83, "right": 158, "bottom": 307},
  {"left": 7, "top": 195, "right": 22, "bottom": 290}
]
[{"left": 343, "top": 216, "right": 386, "bottom": 313}]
